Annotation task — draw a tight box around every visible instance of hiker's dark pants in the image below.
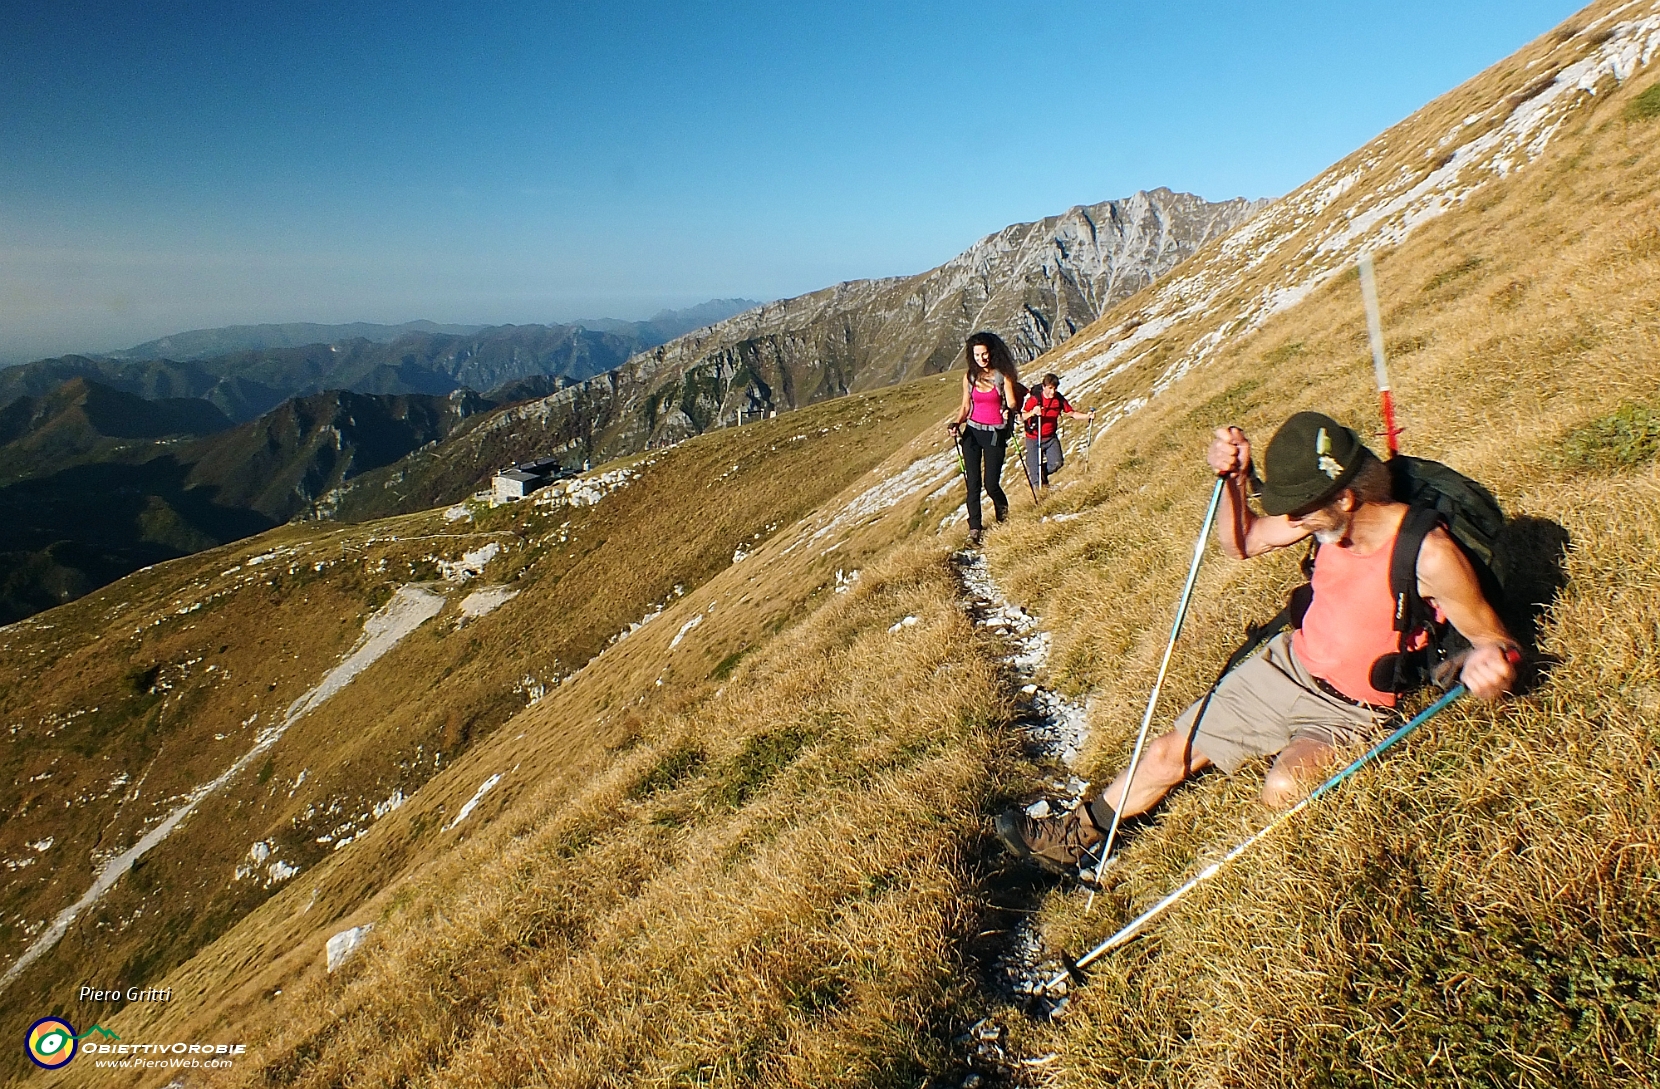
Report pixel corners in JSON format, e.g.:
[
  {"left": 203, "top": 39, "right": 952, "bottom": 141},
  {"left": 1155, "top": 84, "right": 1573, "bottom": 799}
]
[
  {"left": 1024, "top": 435, "right": 1063, "bottom": 485},
  {"left": 960, "top": 425, "right": 1009, "bottom": 531}
]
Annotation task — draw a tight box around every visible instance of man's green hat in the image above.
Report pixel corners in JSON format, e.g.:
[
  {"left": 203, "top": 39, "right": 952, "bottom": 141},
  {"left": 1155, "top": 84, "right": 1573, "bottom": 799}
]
[{"left": 1258, "top": 411, "right": 1367, "bottom": 516}]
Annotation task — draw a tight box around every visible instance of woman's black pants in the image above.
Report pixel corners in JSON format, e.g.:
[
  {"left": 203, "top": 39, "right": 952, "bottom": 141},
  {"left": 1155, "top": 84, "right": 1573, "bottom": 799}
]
[{"left": 960, "top": 425, "right": 1009, "bottom": 531}]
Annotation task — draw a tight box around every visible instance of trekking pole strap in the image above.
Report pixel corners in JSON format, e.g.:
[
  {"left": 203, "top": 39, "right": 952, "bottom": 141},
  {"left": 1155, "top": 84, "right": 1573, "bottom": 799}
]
[{"left": 1051, "top": 684, "right": 1466, "bottom": 989}]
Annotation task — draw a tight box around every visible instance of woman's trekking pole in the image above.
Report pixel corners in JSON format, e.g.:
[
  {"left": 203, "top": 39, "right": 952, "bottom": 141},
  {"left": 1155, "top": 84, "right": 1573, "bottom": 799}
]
[
  {"left": 1083, "top": 475, "right": 1225, "bottom": 910},
  {"left": 1049, "top": 683, "right": 1470, "bottom": 992},
  {"left": 1016, "top": 421, "right": 1041, "bottom": 504},
  {"left": 1358, "top": 252, "right": 1401, "bottom": 458}
]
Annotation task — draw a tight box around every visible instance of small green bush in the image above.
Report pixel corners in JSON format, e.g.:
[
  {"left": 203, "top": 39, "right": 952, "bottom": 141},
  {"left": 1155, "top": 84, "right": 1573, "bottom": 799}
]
[
  {"left": 1422, "top": 255, "right": 1484, "bottom": 292},
  {"left": 628, "top": 744, "right": 706, "bottom": 800},
  {"left": 707, "top": 724, "right": 819, "bottom": 811},
  {"left": 1557, "top": 403, "right": 1660, "bottom": 471},
  {"left": 1625, "top": 82, "right": 1660, "bottom": 122},
  {"left": 710, "top": 647, "right": 749, "bottom": 681}
]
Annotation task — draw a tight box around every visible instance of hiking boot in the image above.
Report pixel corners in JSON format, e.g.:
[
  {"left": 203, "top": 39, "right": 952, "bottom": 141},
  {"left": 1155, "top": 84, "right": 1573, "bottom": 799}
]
[
  {"left": 995, "top": 801, "right": 1110, "bottom": 874},
  {"left": 967, "top": 528, "right": 984, "bottom": 547},
  {"left": 993, "top": 503, "right": 1009, "bottom": 523}
]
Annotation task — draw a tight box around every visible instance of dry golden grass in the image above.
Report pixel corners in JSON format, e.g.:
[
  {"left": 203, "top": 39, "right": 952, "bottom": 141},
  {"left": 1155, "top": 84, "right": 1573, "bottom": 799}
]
[
  {"left": 175, "top": 540, "right": 1014, "bottom": 1089},
  {"left": 974, "top": 18, "right": 1660, "bottom": 1081},
  {"left": 22, "top": 5, "right": 1660, "bottom": 1085},
  {"left": 0, "top": 381, "right": 955, "bottom": 1082}
]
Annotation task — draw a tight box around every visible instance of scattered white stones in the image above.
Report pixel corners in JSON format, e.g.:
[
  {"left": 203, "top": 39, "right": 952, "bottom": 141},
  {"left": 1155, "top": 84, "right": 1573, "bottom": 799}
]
[
  {"left": 611, "top": 585, "right": 684, "bottom": 644},
  {"left": 439, "top": 542, "right": 500, "bottom": 583},
  {"left": 534, "top": 465, "right": 646, "bottom": 510},
  {"left": 785, "top": 449, "right": 957, "bottom": 555},
  {"left": 669, "top": 613, "right": 705, "bottom": 650},
  {"left": 371, "top": 790, "right": 406, "bottom": 819},
  {"left": 951, "top": 548, "right": 1090, "bottom": 1018},
  {"left": 0, "top": 584, "right": 446, "bottom": 996},
  {"left": 888, "top": 616, "right": 919, "bottom": 634}
]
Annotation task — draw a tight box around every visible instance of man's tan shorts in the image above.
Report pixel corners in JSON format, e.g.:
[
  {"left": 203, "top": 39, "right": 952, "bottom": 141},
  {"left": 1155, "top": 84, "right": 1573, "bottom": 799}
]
[{"left": 1176, "top": 631, "right": 1389, "bottom": 775}]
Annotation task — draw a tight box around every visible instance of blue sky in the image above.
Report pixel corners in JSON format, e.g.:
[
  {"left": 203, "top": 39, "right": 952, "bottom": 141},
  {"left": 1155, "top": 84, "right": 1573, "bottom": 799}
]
[{"left": 0, "top": 1, "right": 1585, "bottom": 362}]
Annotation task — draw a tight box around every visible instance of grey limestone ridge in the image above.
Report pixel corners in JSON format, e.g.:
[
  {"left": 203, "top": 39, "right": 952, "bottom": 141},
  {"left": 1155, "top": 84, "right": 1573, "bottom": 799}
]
[{"left": 480, "top": 189, "right": 1270, "bottom": 463}]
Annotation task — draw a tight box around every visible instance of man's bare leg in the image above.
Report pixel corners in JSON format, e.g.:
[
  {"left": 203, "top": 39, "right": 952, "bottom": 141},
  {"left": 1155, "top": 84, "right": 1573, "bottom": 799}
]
[
  {"left": 1260, "top": 737, "right": 1340, "bottom": 809},
  {"left": 1100, "top": 729, "right": 1212, "bottom": 818}
]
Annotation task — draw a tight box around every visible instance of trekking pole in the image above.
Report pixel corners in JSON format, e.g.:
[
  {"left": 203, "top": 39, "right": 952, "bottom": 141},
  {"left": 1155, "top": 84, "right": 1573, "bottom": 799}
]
[
  {"left": 1082, "top": 475, "right": 1225, "bottom": 910},
  {"left": 1016, "top": 420, "right": 1041, "bottom": 504},
  {"left": 1082, "top": 411, "right": 1096, "bottom": 467},
  {"left": 1049, "top": 683, "right": 1468, "bottom": 992},
  {"left": 1358, "top": 252, "right": 1401, "bottom": 458}
]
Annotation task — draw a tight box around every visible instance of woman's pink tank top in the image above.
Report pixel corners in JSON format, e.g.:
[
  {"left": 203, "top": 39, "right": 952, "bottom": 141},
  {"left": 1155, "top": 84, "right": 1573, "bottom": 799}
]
[
  {"left": 1291, "top": 529, "right": 1407, "bottom": 707},
  {"left": 968, "top": 383, "right": 1005, "bottom": 426}
]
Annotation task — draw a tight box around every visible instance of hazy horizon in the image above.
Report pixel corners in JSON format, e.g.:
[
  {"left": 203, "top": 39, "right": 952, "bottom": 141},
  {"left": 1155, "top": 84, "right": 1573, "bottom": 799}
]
[{"left": 2, "top": 1, "right": 1584, "bottom": 364}]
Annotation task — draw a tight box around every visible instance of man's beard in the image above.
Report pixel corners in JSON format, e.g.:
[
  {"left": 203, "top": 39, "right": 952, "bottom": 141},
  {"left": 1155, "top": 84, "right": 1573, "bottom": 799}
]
[{"left": 1307, "top": 508, "right": 1353, "bottom": 545}]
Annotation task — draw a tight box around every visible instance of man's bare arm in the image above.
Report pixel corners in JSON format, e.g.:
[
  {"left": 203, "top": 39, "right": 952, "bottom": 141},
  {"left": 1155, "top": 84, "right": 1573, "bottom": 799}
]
[
  {"left": 1209, "top": 426, "right": 1310, "bottom": 559},
  {"left": 1416, "top": 527, "right": 1518, "bottom": 699}
]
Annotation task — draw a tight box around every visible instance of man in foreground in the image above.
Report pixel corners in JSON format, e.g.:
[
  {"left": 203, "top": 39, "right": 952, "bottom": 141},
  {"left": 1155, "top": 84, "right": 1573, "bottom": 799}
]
[{"left": 997, "top": 411, "right": 1519, "bottom": 872}]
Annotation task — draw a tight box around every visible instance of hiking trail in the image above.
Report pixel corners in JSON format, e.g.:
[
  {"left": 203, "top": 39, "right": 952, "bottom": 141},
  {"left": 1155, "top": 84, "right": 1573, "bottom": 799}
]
[{"left": 949, "top": 547, "right": 1093, "bottom": 1083}]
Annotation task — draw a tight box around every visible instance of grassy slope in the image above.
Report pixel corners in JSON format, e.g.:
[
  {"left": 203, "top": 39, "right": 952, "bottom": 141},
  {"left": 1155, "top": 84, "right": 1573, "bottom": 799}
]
[
  {"left": 988, "top": 8, "right": 1660, "bottom": 1081},
  {"left": 0, "top": 379, "right": 955, "bottom": 1082},
  {"left": 18, "top": 3, "right": 1660, "bottom": 1085}
]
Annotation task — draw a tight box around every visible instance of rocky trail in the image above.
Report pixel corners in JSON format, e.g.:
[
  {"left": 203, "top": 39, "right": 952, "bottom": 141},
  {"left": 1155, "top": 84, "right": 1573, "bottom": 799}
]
[{"left": 947, "top": 547, "right": 1094, "bottom": 1086}]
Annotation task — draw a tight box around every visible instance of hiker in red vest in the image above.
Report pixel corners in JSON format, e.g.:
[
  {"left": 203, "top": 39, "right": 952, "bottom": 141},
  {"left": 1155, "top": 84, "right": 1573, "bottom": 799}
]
[
  {"left": 997, "top": 411, "right": 1519, "bottom": 872},
  {"left": 1020, "top": 372, "right": 1092, "bottom": 490}
]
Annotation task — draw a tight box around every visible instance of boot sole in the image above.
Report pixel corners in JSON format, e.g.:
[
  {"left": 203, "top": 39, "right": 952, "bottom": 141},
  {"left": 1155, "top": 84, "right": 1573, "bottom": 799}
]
[{"left": 993, "top": 811, "right": 1032, "bottom": 859}]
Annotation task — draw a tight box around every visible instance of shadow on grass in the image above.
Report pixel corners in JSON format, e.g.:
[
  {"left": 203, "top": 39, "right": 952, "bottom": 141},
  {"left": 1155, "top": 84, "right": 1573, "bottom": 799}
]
[
  {"left": 0, "top": 457, "right": 277, "bottom": 623},
  {"left": 1496, "top": 514, "right": 1572, "bottom": 693}
]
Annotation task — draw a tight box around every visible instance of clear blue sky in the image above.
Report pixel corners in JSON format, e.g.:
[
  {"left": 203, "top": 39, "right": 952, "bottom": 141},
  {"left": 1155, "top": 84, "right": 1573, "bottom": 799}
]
[{"left": 0, "top": 0, "right": 1586, "bottom": 362}]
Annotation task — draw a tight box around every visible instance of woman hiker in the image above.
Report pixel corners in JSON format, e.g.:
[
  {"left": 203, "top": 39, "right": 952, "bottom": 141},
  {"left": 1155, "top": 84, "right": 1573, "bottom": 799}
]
[
  {"left": 1020, "top": 372, "right": 1092, "bottom": 490},
  {"left": 948, "top": 332, "right": 1022, "bottom": 547}
]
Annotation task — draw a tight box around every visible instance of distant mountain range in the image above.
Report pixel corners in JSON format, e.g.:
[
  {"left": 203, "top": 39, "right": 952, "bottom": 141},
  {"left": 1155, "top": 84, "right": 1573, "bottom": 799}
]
[
  {"left": 325, "top": 189, "right": 1268, "bottom": 519},
  {"left": 0, "top": 379, "right": 492, "bottom": 622},
  {"left": 0, "top": 189, "right": 1264, "bottom": 620},
  {"left": 101, "top": 301, "right": 761, "bottom": 363},
  {"left": 0, "top": 300, "right": 762, "bottom": 424},
  {"left": 0, "top": 302, "right": 762, "bottom": 622},
  {"left": 106, "top": 321, "right": 490, "bottom": 362}
]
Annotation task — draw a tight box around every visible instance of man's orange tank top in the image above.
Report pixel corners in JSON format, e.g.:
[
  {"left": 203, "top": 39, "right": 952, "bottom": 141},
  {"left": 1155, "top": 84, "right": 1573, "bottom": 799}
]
[{"left": 1291, "top": 525, "right": 1418, "bottom": 708}]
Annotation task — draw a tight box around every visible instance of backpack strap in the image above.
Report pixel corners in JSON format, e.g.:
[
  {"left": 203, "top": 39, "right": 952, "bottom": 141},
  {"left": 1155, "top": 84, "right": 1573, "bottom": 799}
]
[
  {"left": 1390, "top": 505, "right": 1442, "bottom": 634},
  {"left": 1378, "top": 504, "right": 1443, "bottom": 693}
]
